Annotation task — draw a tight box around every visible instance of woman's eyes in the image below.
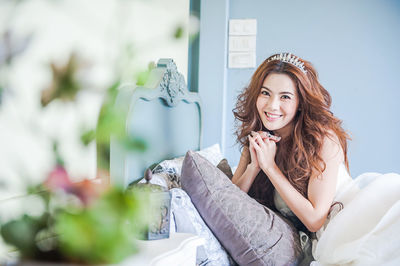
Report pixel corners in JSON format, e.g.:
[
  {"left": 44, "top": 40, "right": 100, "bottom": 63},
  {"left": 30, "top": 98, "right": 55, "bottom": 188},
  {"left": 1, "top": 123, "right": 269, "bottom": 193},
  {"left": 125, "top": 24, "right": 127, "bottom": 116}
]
[{"left": 260, "top": 90, "right": 291, "bottom": 100}]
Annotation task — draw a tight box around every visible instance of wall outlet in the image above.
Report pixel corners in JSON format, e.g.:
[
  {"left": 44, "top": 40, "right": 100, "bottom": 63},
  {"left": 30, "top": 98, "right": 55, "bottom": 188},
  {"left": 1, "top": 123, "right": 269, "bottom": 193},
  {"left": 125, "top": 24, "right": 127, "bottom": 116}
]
[
  {"left": 228, "top": 52, "right": 256, "bottom": 68},
  {"left": 229, "top": 19, "right": 257, "bottom": 35},
  {"left": 229, "top": 36, "right": 256, "bottom": 52}
]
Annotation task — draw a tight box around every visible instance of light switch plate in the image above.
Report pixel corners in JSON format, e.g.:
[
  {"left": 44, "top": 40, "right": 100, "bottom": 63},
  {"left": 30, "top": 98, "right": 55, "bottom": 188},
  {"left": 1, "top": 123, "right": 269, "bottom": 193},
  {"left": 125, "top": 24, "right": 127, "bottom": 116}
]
[
  {"left": 228, "top": 52, "right": 256, "bottom": 68},
  {"left": 229, "top": 19, "right": 257, "bottom": 35},
  {"left": 229, "top": 36, "right": 256, "bottom": 52}
]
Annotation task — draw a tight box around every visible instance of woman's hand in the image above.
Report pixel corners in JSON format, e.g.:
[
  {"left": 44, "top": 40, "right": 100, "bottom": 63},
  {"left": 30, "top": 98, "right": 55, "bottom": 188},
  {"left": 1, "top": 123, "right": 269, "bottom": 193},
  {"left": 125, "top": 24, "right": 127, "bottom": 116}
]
[
  {"left": 249, "top": 131, "right": 279, "bottom": 172},
  {"left": 257, "top": 131, "right": 281, "bottom": 143},
  {"left": 248, "top": 135, "right": 260, "bottom": 171}
]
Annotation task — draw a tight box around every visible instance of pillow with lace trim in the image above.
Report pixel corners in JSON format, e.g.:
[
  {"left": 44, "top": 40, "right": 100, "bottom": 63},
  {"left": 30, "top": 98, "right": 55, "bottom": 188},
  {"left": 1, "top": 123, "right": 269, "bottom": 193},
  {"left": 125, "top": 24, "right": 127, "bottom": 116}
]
[
  {"left": 152, "top": 144, "right": 224, "bottom": 189},
  {"left": 181, "top": 151, "right": 303, "bottom": 265}
]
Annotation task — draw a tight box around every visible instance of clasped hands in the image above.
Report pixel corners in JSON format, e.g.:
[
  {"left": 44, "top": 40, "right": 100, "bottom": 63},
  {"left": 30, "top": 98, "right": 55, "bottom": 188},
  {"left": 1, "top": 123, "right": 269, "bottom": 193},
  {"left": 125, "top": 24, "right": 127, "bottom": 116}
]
[{"left": 248, "top": 131, "right": 281, "bottom": 174}]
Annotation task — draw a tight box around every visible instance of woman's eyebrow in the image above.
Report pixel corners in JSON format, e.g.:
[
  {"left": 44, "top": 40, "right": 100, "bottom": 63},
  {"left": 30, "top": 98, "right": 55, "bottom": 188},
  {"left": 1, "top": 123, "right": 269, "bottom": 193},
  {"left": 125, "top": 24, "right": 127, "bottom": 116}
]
[{"left": 261, "top": 86, "right": 294, "bottom": 95}]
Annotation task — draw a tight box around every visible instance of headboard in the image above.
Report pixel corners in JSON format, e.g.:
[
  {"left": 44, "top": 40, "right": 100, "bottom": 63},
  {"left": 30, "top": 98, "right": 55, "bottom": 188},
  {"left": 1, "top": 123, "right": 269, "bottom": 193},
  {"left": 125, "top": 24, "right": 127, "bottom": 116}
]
[{"left": 110, "top": 59, "right": 202, "bottom": 187}]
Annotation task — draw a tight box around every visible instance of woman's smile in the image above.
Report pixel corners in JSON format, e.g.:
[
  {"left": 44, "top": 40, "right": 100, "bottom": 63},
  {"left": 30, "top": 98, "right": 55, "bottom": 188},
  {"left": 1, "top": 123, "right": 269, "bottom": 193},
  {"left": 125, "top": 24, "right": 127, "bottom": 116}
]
[
  {"left": 256, "top": 73, "right": 299, "bottom": 138},
  {"left": 265, "top": 112, "right": 283, "bottom": 121}
]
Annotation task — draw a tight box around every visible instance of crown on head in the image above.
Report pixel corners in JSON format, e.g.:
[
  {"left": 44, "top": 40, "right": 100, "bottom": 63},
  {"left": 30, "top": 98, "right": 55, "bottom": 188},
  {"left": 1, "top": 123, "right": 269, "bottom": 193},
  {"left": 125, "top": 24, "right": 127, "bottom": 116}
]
[{"left": 267, "top": 53, "right": 307, "bottom": 74}]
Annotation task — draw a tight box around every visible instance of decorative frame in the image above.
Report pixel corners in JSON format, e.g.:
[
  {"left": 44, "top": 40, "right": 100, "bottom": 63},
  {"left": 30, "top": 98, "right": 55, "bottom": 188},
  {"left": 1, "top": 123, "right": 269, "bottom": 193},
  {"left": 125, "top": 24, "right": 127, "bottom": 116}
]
[{"left": 109, "top": 59, "right": 202, "bottom": 187}]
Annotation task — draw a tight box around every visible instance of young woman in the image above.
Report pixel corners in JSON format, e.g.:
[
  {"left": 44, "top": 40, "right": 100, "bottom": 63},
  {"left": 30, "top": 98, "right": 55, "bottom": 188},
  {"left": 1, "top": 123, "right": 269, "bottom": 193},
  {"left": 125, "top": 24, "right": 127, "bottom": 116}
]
[{"left": 232, "top": 53, "right": 400, "bottom": 265}]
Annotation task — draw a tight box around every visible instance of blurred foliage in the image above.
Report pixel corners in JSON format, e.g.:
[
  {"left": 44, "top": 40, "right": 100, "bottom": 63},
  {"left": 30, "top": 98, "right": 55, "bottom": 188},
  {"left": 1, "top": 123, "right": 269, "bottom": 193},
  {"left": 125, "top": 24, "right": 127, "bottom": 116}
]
[
  {"left": 52, "top": 141, "right": 65, "bottom": 167},
  {"left": 174, "top": 25, "right": 184, "bottom": 39},
  {"left": 0, "top": 30, "right": 31, "bottom": 66},
  {"left": 0, "top": 166, "right": 150, "bottom": 264},
  {"left": 81, "top": 80, "right": 148, "bottom": 171},
  {"left": 80, "top": 129, "right": 96, "bottom": 147},
  {"left": 83, "top": 60, "right": 156, "bottom": 171},
  {"left": 0, "top": 29, "right": 32, "bottom": 107},
  {"left": 135, "top": 61, "right": 156, "bottom": 86},
  {"left": 41, "top": 53, "right": 83, "bottom": 107},
  {"left": 0, "top": 0, "right": 192, "bottom": 264},
  {"left": 1, "top": 213, "right": 55, "bottom": 260},
  {"left": 135, "top": 69, "right": 152, "bottom": 86},
  {"left": 56, "top": 187, "right": 148, "bottom": 263}
]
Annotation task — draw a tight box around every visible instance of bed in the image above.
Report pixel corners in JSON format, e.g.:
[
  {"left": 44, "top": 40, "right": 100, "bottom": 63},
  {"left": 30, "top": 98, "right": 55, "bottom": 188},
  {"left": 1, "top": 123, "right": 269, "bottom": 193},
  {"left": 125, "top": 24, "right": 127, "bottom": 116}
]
[
  {"left": 108, "top": 59, "right": 303, "bottom": 266},
  {"left": 109, "top": 58, "right": 202, "bottom": 188},
  {"left": 108, "top": 59, "right": 238, "bottom": 265},
  {"left": 107, "top": 58, "right": 400, "bottom": 266}
]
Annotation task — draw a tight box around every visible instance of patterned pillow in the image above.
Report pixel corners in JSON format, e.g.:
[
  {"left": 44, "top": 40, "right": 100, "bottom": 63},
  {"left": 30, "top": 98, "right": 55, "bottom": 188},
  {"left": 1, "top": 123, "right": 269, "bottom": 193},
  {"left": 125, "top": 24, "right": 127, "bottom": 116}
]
[
  {"left": 170, "top": 188, "right": 232, "bottom": 266},
  {"left": 152, "top": 144, "right": 224, "bottom": 189},
  {"left": 181, "top": 151, "right": 303, "bottom": 265}
]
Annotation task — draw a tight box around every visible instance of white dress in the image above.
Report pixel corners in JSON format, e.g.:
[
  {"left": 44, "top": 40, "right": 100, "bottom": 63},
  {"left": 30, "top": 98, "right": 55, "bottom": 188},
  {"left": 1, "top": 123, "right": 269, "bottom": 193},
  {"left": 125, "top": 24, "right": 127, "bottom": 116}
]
[{"left": 274, "top": 163, "right": 400, "bottom": 265}]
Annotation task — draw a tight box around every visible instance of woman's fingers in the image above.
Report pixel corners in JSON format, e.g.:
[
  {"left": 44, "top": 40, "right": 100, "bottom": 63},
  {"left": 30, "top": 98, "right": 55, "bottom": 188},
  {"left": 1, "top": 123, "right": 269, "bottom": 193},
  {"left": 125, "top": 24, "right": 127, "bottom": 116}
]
[
  {"left": 251, "top": 131, "right": 267, "bottom": 147},
  {"left": 250, "top": 131, "right": 259, "bottom": 144},
  {"left": 257, "top": 131, "right": 281, "bottom": 142},
  {"left": 248, "top": 135, "right": 261, "bottom": 151}
]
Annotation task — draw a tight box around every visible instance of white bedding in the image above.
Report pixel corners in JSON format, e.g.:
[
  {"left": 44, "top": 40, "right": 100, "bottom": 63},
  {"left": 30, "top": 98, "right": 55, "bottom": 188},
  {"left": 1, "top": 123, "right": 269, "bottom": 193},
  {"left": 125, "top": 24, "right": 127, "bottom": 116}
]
[
  {"left": 139, "top": 144, "right": 233, "bottom": 265},
  {"left": 145, "top": 143, "right": 400, "bottom": 266}
]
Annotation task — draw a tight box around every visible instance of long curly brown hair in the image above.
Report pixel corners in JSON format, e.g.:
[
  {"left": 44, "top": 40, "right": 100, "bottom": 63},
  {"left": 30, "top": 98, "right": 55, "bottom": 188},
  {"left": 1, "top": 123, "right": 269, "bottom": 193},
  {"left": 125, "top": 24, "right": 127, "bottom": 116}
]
[{"left": 233, "top": 53, "right": 350, "bottom": 200}]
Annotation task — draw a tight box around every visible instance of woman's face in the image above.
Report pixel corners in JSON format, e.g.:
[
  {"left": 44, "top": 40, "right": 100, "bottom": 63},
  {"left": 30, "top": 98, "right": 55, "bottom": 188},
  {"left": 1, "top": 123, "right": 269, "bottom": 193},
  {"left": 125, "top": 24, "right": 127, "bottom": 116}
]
[{"left": 256, "top": 73, "right": 299, "bottom": 138}]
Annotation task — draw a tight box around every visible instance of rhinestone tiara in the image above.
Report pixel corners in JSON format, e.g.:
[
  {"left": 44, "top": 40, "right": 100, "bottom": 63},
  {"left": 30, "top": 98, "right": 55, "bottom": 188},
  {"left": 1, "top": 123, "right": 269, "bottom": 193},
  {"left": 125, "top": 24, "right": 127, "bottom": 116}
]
[{"left": 267, "top": 53, "right": 307, "bottom": 74}]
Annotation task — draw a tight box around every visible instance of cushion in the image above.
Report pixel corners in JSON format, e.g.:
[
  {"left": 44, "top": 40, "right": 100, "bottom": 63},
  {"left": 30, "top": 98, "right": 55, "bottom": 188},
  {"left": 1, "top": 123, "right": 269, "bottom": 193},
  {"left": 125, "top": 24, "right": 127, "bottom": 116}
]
[
  {"left": 151, "top": 144, "right": 224, "bottom": 189},
  {"left": 170, "top": 188, "right": 232, "bottom": 266},
  {"left": 181, "top": 150, "right": 302, "bottom": 266},
  {"left": 216, "top": 158, "right": 234, "bottom": 179}
]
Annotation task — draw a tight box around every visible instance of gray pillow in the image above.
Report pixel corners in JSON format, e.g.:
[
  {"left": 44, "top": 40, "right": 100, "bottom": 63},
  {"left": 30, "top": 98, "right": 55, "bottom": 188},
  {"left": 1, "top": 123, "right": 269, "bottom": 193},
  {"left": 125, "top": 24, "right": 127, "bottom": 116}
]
[
  {"left": 217, "top": 158, "right": 234, "bottom": 180},
  {"left": 181, "top": 150, "right": 302, "bottom": 266}
]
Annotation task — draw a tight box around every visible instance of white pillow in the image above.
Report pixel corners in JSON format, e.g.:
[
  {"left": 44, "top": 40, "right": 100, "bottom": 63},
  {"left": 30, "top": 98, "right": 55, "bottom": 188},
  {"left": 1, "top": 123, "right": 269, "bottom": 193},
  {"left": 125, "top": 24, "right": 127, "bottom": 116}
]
[
  {"left": 156, "top": 143, "right": 223, "bottom": 174},
  {"left": 196, "top": 143, "right": 224, "bottom": 165},
  {"left": 137, "top": 172, "right": 169, "bottom": 188},
  {"left": 138, "top": 145, "right": 231, "bottom": 265},
  {"left": 170, "top": 188, "right": 231, "bottom": 266},
  {"left": 149, "top": 144, "right": 224, "bottom": 189}
]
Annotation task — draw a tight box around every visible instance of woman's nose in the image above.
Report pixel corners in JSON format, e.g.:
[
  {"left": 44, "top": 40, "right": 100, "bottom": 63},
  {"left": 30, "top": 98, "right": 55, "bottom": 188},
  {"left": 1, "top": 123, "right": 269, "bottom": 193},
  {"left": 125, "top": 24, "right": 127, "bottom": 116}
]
[{"left": 268, "top": 96, "right": 280, "bottom": 110}]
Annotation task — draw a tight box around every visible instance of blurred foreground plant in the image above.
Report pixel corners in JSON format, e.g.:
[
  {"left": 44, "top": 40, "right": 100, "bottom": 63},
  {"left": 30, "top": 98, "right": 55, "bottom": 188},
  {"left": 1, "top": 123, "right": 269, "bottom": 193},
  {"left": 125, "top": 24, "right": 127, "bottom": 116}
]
[{"left": 0, "top": 165, "right": 150, "bottom": 264}]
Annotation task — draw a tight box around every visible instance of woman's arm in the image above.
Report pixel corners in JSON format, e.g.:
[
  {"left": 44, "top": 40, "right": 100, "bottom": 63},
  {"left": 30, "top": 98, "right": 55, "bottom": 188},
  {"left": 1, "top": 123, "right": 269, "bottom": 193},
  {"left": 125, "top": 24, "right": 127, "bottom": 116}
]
[
  {"left": 231, "top": 146, "right": 260, "bottom": 193},
  {"left": 250, "top": 132, "right": 343, "bottom": 232}
]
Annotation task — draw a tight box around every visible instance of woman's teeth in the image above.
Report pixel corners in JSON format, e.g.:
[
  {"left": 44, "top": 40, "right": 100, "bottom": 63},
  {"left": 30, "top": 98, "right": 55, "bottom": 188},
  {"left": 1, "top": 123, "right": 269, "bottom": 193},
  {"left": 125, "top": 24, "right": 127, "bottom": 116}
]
[{"left": 266, "top": 112, "right": 281, "bottom": 118}]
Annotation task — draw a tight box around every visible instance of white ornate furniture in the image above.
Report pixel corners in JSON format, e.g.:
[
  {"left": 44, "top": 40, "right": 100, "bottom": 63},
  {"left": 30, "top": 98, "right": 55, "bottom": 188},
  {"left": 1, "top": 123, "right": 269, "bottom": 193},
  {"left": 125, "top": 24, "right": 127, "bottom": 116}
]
[{"left": 121, "top": 233, "right": 205, "bottom": 266}]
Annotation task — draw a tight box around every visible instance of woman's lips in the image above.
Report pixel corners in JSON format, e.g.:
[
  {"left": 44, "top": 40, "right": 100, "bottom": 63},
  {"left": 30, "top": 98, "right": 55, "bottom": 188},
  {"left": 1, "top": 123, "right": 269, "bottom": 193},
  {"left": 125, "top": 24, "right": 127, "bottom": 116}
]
[{"left": 265, "top": 112, "right": 282, "bottom": 121}]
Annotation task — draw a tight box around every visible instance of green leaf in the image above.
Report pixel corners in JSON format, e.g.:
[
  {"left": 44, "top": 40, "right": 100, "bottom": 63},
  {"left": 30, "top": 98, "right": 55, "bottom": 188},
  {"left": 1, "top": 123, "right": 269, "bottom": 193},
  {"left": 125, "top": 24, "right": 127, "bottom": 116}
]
[
  {"left": 135, "top": 69, "right": 151, "bottom": 86},
  {"left": 80, "top": 129, "right": 96, "bottom": 146},
  {"left": 0, "top": 214, "right": 48, "bottom": 258},
  {"left": 55, "top": 187, "right": 148, "bottom": 264},
  {"left": 52, "top": 141, "right": 64, "bottom": 167},
  {"left": 174, "top": 25, "right": 184, "bottom": 39},
  {"left": 120, "top": 137, "right": 147, "bottom": 152}
]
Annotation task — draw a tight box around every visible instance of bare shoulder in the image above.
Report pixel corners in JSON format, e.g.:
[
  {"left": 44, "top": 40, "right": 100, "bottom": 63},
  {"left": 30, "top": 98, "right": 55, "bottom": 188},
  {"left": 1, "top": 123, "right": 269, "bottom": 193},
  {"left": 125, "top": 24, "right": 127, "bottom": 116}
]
[{"left": 321, "top": 130, "right": 344, "bottom": 162}]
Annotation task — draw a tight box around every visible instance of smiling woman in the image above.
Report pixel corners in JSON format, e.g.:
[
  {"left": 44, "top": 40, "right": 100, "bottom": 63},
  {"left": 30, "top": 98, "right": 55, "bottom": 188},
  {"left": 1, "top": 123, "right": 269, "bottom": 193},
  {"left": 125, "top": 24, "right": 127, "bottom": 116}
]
[
  {"left": 256, "top": 73, "right": 300, "bottom": 139},
  {"left": 231, "top": 53, "right": 400, "bottom": 265}
]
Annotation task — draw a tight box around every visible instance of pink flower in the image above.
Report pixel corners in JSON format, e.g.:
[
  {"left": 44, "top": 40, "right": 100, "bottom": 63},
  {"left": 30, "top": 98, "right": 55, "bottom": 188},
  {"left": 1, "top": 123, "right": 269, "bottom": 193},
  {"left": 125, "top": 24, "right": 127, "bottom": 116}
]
[
  {"left": 44, "top": 165, "right": 72, "bottom": 192},
  {"left": 44, "top": 165, "right": 107, "bottom": 206}
]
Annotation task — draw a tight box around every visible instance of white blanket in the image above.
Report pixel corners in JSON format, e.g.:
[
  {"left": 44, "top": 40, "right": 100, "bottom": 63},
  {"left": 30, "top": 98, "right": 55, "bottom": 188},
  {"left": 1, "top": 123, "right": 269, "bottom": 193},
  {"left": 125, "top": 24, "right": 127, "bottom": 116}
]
[{"left": 312, "top": 171, "right": 400, "bottom": 265}]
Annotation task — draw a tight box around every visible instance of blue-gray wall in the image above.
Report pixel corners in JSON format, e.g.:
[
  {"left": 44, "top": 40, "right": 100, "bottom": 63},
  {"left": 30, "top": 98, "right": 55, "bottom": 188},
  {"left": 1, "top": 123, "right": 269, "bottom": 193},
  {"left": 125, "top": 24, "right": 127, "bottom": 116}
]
[{"left": 198, "top": 0, "right": 400, "bottom": 177}]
